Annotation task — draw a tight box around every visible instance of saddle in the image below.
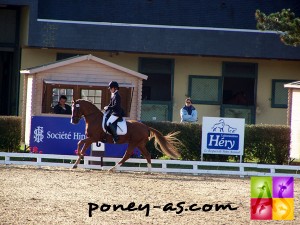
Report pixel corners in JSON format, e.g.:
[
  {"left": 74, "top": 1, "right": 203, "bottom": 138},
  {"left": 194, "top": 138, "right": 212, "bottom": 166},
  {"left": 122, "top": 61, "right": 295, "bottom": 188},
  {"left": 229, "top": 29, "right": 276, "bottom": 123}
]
[{"left": 102, "top": 111, "right": 127, "bottom": 135}]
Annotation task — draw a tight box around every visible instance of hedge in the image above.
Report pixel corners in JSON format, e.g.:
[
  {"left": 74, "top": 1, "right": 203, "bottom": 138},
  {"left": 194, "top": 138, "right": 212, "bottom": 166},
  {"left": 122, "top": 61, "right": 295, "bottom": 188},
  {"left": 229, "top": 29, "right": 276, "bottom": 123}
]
[
  {"left": 0, "top": 116, "right": 22, "bottom": 152},
  {"left": 143, "top": 122, "right": 290, "bottom": 165},
  {"left": 0, "top": 116, "right": 290, "bottom": 164}
]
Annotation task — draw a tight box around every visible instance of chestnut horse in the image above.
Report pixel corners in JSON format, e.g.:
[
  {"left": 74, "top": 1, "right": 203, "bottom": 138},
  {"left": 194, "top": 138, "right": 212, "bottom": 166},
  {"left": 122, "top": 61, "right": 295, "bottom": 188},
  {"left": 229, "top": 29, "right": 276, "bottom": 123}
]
[{"left": 71, "top": 99, "right": 181, "bottom": 172}]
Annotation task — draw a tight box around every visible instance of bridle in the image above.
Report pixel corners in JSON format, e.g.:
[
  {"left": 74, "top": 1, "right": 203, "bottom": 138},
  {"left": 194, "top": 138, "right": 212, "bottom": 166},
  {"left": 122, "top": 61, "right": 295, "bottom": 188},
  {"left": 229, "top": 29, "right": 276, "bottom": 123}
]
[
  {"left": 71, "top": 102, "right": 82, "bottom": 123},
  {"left": 72, "top": 100, "right": 101, "bottom": 122},
  {"left": 71, "top": 100, "right": 110, "bottom": 143}
]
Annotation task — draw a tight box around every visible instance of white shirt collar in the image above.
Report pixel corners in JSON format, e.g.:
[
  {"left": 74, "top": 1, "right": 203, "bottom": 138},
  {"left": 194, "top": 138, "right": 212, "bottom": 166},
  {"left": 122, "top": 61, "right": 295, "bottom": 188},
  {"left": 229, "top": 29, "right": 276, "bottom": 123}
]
[{"left": 111, "top": 90, "right": 118, "bottom": 97}]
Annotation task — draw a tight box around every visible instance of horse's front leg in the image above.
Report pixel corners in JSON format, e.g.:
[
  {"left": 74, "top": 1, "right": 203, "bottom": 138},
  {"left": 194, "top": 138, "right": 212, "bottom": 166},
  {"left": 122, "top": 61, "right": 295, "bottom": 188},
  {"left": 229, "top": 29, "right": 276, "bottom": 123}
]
[
  {"left": 72, "top": 139, "right": 86, "bottom": 169},
  {"left": 72, "top": 137, "right": 95, "bottom": 169}
]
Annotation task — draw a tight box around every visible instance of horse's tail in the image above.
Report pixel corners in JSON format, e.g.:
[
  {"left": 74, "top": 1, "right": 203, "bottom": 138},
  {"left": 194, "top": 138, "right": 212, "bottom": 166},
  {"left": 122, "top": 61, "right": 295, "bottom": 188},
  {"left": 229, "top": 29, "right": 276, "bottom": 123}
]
[{"left": 148, "top": 127, "right": 181, "bottom": 159}]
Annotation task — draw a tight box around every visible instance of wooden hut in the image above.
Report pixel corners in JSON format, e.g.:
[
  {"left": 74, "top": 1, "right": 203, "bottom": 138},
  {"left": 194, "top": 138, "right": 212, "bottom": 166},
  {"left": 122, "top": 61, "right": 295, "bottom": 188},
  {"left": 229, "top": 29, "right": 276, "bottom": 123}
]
[
  {"left": 20, "top": 54, "right": 147, "bottom": 145},
  {"left": 285, "top": 81, "right": 300, "bottom": 159}
]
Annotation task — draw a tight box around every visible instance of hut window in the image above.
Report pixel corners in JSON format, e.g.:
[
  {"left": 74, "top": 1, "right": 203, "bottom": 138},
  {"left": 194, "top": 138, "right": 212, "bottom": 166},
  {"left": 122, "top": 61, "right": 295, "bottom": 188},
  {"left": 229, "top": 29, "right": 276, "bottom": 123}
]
[
  {"left": 43, "top": 82, "right": 132, "bottom": 116},
  {"left": 42, "top": 83, "right": 75, "bottom": 113},
  {"left": 271, "top": 79, "right": 295, "bottom": 108},
  {"left": 52, "top": 88, "right": 73, "bottom": 107},
  {"left": 188, "top": 75, "right": 222, "bottom": 104},
  {"left": 80, "top": 89, "right": 102, "bottom": 109}
]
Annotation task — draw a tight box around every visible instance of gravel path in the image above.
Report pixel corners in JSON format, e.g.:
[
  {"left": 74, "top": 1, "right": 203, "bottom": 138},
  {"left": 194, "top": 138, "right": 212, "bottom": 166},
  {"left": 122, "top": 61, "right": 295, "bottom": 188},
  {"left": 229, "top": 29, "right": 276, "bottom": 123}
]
[{"left": 0, "top": 165, "right": 299, "bottom": 225}]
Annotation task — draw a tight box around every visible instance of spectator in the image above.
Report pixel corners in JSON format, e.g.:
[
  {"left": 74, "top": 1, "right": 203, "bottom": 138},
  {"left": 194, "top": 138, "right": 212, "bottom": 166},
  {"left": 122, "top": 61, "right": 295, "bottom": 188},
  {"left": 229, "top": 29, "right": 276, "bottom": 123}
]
[
  {"left": 53, "top": 95, "right": 72, "bottom": 114},
  {"left": 180, "top": 98, "right": 198, "bottom": 122}
]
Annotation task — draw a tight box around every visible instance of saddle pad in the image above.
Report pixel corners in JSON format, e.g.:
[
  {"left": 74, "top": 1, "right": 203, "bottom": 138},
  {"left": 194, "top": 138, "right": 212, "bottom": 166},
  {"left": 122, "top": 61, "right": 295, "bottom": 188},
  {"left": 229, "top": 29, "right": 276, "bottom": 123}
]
[{"left": 102, "top": 113, "right": 127, "bottom": 135}]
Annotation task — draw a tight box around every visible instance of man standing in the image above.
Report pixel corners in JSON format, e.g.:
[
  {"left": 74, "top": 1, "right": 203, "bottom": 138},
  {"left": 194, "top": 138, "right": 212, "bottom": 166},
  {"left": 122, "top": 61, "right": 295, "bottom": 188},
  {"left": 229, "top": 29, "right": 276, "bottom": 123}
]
[
  {"left": 53, "top": 95, "right": 72, "bottom": 114},
  {"left": 180, "top": 98, "right": 198, "bottom": 123}
]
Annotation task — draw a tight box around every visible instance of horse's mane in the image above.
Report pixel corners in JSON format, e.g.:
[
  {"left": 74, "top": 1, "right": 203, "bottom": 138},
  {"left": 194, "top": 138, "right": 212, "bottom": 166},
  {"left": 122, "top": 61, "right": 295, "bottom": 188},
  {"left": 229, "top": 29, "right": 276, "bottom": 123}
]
[
  {"left": 77, "top": 99, "right": 102, "bottom": 113},
  {"left": 78, "top": 98, "right": 93, "bottom": 103}
]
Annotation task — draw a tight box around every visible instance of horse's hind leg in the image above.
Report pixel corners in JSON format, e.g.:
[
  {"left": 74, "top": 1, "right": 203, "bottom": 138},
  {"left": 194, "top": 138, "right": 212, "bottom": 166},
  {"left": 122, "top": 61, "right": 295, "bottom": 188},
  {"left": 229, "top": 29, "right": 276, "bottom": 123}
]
[
  {"left": 138, "top": 144, "right": 152, "bottom": 174},
  {"left": 108, "top": 143, "right": 135, "bottom": 172}
]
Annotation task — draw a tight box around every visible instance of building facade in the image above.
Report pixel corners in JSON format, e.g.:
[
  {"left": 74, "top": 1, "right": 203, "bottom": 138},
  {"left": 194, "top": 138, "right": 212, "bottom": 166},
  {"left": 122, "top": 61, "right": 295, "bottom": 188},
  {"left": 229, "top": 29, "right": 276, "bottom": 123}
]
[{"left": 1, "top": 0, "right": 300, "bottom": 124}]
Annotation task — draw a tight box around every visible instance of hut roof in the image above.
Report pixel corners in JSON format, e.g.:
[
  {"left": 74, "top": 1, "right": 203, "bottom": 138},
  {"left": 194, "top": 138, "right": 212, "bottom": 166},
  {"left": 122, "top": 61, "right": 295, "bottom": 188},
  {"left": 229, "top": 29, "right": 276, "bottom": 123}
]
[
  {"left": 284, "top": 81, "right": 300, "bottom": 89},
  {"left": 20, "top": 54, "right": 148, "bottom": 80}
]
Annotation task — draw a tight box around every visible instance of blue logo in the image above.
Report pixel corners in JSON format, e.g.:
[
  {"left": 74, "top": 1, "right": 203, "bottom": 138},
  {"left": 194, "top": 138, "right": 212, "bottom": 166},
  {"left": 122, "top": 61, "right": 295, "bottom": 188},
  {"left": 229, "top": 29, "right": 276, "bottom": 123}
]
[
  {"left": 33, "top": 126, "right": 44, "bottom": 143},
  {"left": 207, "top": 119, "right": 239, "bottom": 150}
]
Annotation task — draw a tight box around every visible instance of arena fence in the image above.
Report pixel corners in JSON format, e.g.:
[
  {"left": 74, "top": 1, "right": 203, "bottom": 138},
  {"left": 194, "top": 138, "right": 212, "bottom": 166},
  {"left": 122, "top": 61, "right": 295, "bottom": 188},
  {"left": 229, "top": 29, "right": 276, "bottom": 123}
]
[{"left": 1, "top": 152, "right": 300, "bottom": 178}]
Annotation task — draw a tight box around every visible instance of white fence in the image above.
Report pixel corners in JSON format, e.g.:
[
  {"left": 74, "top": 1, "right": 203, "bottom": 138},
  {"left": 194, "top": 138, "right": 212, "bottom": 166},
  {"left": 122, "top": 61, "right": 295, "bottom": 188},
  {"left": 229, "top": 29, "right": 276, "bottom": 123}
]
[{"left": 1, "top": 152, "right": 300, "bottom": 177}]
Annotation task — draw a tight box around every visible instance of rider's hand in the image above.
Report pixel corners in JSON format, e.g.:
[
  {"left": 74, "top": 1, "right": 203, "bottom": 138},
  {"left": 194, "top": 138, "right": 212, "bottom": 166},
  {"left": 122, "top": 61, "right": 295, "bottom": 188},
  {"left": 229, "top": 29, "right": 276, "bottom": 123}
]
[{"left": 104, "top": 106, "right": 108, "bottom": 110}]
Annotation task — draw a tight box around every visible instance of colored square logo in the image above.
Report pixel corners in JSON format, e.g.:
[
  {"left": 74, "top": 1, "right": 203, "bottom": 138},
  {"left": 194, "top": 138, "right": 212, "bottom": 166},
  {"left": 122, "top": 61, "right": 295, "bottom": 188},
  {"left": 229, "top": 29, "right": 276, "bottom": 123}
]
[
  {"left": 272, "top": 177, "right": 294, "bottom": 198},
  {"left": 251, "top": 177, "right": 272, "bottom": 198},
  {"left": 250, "top": 198, "right": 272, "bottom": 220},
  {"left": 272, "top": 198, "right": 294, "bottom": 220},
  {"left": 250, "top": 176, "right": 294, "bottom": 221}
]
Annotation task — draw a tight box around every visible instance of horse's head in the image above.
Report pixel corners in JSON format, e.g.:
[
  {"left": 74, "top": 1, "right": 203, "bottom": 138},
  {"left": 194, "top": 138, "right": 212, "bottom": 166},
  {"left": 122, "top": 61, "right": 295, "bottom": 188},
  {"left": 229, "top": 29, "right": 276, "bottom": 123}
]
[
  {"left": 71, "top": 99, "right": 103, "bottom": 125},
  {"left": 71, "top": 100, "right": 83, "bottom": 124}
]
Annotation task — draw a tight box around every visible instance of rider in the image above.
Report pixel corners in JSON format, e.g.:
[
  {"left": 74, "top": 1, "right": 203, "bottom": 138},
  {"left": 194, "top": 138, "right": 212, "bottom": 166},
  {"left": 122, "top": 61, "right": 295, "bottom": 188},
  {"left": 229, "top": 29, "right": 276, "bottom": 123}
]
[{"left": 104, "top": 81, "right": 122, "bottom": 143}]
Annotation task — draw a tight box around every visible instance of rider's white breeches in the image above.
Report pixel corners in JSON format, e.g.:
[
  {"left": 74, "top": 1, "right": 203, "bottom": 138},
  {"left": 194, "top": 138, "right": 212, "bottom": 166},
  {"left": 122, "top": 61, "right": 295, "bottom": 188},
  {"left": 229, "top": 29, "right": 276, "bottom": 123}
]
[{"left": 106, "top": 115, "right": 119, "bottom": 126}]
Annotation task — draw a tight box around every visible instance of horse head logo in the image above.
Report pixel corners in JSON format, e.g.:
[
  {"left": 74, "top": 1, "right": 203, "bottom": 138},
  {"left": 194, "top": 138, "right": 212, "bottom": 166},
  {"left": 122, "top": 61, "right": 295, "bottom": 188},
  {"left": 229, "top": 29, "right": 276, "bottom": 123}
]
[{"left": 212, "top": 119, "right": 237, "bottom": 133}]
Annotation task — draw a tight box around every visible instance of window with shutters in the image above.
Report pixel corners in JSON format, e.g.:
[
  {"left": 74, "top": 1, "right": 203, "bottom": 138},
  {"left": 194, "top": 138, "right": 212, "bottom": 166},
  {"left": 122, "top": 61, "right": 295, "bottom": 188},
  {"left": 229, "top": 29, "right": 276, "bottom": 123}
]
[
  {"left": 188, "top": 75, "right": 222, "bottom": 104},
  {"left": 271, "top": 79, "right": 295, "bottom": 108}
]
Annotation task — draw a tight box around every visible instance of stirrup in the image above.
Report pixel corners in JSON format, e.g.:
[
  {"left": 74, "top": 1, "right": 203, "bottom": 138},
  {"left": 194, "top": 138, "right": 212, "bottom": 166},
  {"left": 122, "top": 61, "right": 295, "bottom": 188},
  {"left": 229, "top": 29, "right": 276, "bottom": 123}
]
[{"left": 113, "top": 136, "right": 119, "bottom": 144}]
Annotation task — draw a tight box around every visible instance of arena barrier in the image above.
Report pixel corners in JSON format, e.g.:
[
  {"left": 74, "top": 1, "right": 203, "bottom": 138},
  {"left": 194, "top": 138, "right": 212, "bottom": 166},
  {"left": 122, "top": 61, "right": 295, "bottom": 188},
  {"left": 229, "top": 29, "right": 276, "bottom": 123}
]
[{"left": 1, "top": 152, "right": 300, "bottom": 178}]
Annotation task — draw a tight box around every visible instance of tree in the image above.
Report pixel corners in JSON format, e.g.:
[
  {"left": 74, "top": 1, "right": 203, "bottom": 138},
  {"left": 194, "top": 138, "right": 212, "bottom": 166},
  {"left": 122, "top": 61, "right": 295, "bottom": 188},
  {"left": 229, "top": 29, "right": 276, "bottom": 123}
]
[{"left": 255, "top": 9, "right": 300, "bottom": 47}]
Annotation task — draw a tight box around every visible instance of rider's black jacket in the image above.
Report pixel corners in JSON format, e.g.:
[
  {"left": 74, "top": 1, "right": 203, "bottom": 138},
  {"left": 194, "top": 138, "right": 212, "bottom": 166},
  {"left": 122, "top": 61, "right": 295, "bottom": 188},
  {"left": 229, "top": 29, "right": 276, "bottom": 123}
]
[{"left": 107, "top": 91, "right": 124, "bottom": 117}]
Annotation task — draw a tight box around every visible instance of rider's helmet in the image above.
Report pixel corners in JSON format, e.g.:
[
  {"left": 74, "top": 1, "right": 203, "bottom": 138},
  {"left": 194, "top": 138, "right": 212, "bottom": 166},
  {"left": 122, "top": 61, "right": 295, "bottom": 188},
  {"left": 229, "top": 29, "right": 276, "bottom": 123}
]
[{"left": 108, "top": 81, "right": 119, "bottom": 89}]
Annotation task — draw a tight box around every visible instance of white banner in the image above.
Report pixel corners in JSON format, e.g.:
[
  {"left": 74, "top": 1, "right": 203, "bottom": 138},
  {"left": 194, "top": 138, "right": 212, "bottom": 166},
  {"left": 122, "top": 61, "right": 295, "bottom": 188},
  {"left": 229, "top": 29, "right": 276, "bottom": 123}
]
[{"left": 201, "top": 117, "right": 245, "bottom": 155}]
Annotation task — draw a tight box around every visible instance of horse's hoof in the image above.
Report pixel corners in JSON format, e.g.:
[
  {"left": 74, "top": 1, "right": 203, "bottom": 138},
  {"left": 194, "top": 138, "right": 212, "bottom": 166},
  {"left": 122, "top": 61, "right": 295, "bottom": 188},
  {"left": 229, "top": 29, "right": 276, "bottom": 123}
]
[
  {"left": 72, "top": 164, "right": 78, "bottom": 169},
  {"left": 108, "top": 167, "right": 116, "bottom": 173}
]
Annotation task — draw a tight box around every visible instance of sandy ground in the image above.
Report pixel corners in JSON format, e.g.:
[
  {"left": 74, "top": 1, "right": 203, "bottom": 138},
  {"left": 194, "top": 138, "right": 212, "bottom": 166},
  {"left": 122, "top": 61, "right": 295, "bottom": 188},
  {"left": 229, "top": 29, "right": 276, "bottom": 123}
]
[{"left": 0, "top": 165, "right": 299, "bottom": 225}]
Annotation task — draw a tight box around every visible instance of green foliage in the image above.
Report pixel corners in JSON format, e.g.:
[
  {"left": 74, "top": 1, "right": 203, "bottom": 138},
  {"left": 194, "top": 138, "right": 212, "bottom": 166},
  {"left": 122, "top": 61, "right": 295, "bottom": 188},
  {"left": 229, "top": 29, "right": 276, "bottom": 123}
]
[
  {"left": 255, "top": 9, "right": 300, "bottom": 47},
  {"left": 143, "top": 121, "right": 290, "bottom": 165},
  {"left": 0, "top": 116, "right": 22, "bottom": 152},
  {"left": 244, "top": 124, "right": 290, "bottom": 164}
]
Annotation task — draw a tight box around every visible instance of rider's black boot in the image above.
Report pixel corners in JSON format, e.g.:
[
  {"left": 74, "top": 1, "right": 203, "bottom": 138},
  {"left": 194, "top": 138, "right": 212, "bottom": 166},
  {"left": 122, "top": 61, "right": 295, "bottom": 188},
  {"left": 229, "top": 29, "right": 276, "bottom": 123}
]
[{"left": 108, "top": 123, "right": 119, "bottom": 144}]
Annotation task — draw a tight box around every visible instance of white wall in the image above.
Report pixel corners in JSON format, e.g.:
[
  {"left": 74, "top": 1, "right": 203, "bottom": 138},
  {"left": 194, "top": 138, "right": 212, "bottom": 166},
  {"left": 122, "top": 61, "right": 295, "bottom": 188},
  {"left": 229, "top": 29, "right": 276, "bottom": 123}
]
[{"left": 290, "top": 89, "right": 300, "bottom": 159}]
